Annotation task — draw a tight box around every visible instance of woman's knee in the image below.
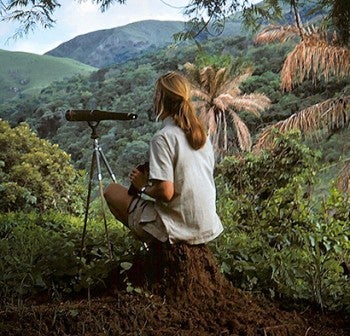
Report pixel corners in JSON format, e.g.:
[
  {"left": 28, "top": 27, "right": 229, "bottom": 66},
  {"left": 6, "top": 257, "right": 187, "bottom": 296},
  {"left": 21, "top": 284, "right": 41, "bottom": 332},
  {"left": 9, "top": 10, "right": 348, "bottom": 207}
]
[
  {"left": 104, "top": 183, "right": 132, "bottom": 210},
  {"left": 103, "top": 183, "right": 116, "bottom": 203}
]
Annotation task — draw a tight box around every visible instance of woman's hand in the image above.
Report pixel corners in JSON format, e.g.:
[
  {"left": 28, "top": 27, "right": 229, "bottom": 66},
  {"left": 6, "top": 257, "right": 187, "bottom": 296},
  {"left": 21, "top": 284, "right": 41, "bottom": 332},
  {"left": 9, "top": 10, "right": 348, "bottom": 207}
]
[{"left": 129, "top": 167, "right": 148, "bottom": 192}]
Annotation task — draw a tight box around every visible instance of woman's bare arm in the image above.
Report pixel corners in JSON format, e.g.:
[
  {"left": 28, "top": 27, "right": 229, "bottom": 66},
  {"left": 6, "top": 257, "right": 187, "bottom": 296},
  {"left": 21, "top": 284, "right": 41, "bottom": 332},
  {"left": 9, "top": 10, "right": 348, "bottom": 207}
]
[{"left": 129, "top": 168, "right": 174, "bottom": 202}]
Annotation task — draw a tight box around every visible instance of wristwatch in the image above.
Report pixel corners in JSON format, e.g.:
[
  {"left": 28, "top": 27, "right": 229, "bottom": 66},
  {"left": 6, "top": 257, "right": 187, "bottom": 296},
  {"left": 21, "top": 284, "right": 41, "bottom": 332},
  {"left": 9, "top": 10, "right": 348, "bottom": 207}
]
[{"left": 139, "top": 186, "right": 147, "bottom": 195}]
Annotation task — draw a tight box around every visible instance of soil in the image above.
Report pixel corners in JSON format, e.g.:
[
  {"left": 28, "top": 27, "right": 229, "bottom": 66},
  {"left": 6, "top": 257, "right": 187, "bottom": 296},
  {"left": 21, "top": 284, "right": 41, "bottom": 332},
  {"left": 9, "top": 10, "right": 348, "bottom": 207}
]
[{"left": 1, "top": 243, "right": 349, "bottom": 336}]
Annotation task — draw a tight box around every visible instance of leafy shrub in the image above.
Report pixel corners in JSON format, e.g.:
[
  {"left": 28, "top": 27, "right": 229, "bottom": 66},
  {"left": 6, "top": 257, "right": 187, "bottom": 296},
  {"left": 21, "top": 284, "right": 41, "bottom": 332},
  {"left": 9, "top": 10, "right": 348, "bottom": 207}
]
[
  {"left": 0, "top": 211, "right": 139, "bottom": 300},
  {"left": 213, "top": 131, "right": 350, "bottom": 311},
  {"left": 0, "top": 119, "right": 85, "bottom": 213}
]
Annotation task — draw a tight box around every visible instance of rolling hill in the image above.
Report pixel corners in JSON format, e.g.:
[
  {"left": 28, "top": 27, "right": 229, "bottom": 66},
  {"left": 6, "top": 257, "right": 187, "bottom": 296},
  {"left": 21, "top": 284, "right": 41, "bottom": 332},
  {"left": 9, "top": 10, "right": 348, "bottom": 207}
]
[{"left": 0, "top": 50, "right": 96, "bottom": 103}]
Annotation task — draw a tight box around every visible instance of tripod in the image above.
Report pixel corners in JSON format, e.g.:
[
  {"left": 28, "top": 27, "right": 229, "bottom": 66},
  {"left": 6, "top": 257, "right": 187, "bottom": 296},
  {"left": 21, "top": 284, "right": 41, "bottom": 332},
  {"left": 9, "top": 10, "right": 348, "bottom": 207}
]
[{"left": 81, "top": 121, "right": 116, "bottom": 259}]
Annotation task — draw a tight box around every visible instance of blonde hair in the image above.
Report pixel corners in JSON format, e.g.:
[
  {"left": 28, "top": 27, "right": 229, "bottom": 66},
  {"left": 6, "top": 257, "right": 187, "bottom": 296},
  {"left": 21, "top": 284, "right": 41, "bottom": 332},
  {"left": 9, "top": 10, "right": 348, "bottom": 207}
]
[{"left": 154, "top": 72, "right": 206, "bottom": 150}]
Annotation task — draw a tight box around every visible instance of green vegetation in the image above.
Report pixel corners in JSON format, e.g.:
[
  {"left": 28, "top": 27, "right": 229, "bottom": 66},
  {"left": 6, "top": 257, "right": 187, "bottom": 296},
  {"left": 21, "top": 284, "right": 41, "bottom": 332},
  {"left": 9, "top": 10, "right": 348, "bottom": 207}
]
[
  {"left": 0, "top": 211, "right": 138, "bottom": 298},
  {"left": 0, "top": 12, "right": 349, "bottom": 316},
  {"left": 214, "top": 131, "right": 350, "bottom": 311},
  {"left": 0, "top": 130, "right": 349, "bottom": 313},
  {"left": 1, "top": 35, "right": 348, "bottom": 180},
  {"left": 0, "top": 119, "right": 85, "bottom": 213},
  {"left": 0, "top": 50, "right": 96, "bottom": 102}
]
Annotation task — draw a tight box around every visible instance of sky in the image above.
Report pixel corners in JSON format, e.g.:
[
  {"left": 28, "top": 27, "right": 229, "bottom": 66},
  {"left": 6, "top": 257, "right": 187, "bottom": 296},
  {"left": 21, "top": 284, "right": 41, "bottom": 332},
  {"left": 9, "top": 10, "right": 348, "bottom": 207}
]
[
  {"left": 0, "top": 0, "right": 261, "bottom": 55},
  {"left": 0, "top": 0, "right": 189, "bottom": 55}
]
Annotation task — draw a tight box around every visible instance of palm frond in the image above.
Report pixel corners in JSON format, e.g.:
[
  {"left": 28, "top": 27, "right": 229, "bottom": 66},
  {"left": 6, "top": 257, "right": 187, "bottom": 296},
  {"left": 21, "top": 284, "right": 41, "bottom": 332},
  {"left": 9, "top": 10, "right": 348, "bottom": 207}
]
[
  {"left": 337, "top": 159, "right": 350, "bottom": 194},
  {"left": 212, "top": 67, "right": 229, "bottom": 97},
  {"left": 218, "top": 67, "right": 254, "bottom": 96},
  {"left": 184, "top": 62, "right": 200, "bottom": 85},
  {"left": 185, "top": 62, "right": 270, "bottom": 158},
  {"left": 231, "top": 112, "right": 252, "bottom": 151},
  {"left": 213, "top": 95, "right": 229, "bottom": 112},
  {"left": 199, "top": 66, "right": 217, "bottom": 95},
  {"left": 253, "top": 95, "right": 350, "bottom": 151},
  {"left": 281, "top": 33, "right": 350, "bottom": 91},
  {"left": 226, "top": 93, "right": 271, "bottom": 117},
  {"left": 191, "top": 88, "right": 211, "bottom": 102},
  {"left": 254, "top": 25, "right": 300, "bottom": 44}
]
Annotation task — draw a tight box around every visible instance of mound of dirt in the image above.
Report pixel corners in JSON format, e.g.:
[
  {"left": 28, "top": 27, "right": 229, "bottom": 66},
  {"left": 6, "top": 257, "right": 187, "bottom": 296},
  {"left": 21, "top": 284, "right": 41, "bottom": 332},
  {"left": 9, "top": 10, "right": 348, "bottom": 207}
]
[{"left": 1, "top": 243, "right": 349, "bottom": 336}]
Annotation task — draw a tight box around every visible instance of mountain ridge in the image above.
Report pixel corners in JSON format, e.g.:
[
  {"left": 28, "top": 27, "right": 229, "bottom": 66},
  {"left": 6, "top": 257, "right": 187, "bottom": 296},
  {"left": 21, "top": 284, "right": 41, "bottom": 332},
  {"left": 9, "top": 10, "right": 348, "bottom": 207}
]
[{"left": 45, "top": 20, "right": 186, "bottom": 68}]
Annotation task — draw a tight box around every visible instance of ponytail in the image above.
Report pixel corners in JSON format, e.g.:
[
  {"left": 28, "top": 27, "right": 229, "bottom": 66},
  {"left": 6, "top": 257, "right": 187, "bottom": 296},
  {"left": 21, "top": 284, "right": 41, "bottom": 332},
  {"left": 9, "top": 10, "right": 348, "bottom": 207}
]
[
  {"left": 174, "top": 99, "right": 206, "bottom": 150},
  {"left": 154, "top": 72, "right": 207, "bottom": 150}
]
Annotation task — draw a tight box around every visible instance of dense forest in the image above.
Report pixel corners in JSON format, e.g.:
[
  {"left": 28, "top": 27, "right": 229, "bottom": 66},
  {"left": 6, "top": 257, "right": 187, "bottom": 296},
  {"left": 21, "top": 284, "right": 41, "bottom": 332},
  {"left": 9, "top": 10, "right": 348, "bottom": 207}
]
[
  {"left": 1, "top": 34, "right": 349, "bottom": 182},
  {"left": 0, "top": 7, "right": 350, "bottom": 334}
]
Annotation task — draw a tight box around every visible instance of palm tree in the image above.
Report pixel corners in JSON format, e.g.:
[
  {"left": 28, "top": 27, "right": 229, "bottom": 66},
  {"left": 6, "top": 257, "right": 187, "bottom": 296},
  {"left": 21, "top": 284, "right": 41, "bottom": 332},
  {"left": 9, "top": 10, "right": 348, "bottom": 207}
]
[
  {"left": 252, "top": 1, "right": 350, "bottom": 192},
  {"left": 252, "top": 1, "right": 349, "bottom": 148},
  {"left": 254, "top": 24, "right": 350, "bottom": 92},
  {"left": 252, "top": 28, "right": 350, "bottom": 144},
  {"left": 184, "top": 62, "right": 270, "bottom": 159}
]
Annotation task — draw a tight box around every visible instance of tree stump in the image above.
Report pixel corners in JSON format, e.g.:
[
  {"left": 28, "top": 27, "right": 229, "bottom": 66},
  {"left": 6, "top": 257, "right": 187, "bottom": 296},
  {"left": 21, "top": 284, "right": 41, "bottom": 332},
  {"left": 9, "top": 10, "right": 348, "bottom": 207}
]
[
  {"left": 128, "top": 241, "right": 230, "bottom": 304},
  {"left": 123, "top": 241, "right": 309, "bottom": 336}
]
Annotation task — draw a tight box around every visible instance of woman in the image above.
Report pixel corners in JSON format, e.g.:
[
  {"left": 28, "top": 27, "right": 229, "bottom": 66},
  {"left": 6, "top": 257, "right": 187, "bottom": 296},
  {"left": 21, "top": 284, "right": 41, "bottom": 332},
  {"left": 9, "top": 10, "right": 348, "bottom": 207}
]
[{"left": 104, "top": 71, "right": 223, "bottom": 245}]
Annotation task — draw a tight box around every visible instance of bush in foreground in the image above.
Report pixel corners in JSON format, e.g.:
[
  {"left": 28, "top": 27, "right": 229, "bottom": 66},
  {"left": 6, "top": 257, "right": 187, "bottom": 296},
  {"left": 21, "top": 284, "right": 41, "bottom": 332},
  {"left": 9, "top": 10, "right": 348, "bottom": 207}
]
[{"left": 214, "top": 131, "right": 350, "bottom": 312}]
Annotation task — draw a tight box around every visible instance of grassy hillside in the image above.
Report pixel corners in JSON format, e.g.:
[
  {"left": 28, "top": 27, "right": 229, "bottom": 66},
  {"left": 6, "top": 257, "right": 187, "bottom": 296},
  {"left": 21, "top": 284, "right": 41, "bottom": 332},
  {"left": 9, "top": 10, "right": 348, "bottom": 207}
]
[{"left": 0, "top": 49, "right": 96, "bottom": 103}]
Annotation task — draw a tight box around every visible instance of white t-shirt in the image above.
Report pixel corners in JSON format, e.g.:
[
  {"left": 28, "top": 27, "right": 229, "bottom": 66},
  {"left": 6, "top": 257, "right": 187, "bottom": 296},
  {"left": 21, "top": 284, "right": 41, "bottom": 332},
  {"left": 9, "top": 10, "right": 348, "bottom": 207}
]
[{"left": 148, "top": 118, "right": 223, "bottom": 244}]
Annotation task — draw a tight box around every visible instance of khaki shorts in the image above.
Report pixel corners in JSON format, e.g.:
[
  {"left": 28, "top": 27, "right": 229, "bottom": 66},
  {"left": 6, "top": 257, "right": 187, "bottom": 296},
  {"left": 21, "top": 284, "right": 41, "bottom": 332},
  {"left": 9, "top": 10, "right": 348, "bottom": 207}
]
[{"left": 127, "top": 197, "right": 168, "bottom": 243}]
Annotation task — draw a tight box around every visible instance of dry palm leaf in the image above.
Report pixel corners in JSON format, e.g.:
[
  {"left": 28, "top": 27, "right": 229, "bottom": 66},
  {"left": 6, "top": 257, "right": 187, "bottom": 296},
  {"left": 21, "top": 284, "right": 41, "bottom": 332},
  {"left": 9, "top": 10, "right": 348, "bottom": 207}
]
[
  {"left": 337, "top": 159, "right": 350, "bottom": 194},
  {"left": 185, "top": 64, "right": 270, "bottom": 157},
  {"left": 199, "top": 66, "right": 217, "bottom": 94},
  {"left": 282, "top": 36, "right": 350, "bottom": 91},
  {"left": 212, "top": 67, "right": 229, "bottom": 96},
  {"left": 253, "top": 95, "right": 350, "bottom": 151},
  {"left": 213, "top": 95, "right": 228, "bottom": 111},
  {"left": 184, "top": 62, "right": 200, "bottom": 85},
  {"left": 255, "top": 24, "right": 350, "bottom": 91},
  {"left": 226, "top": 93, "right": 271, "bottom": 117},
  {"left": 191, "top": 88, "right": 210, "bottom": 102},
  {"left": 231, "top": 112, "right": 252, "bottom": 151},
  {"left": 218, "top": 68, "right": 254, "bottom": 95},
  {"left": 254, "top": 25, "right": 300, "bottom": 44}
]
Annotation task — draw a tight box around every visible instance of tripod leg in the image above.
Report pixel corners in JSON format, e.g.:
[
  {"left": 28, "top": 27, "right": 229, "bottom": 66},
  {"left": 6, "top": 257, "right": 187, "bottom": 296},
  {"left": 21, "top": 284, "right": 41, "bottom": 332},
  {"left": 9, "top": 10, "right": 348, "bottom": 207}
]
[
  {"left": 95, "top": 143, "right": 113, "bottom": 259},
  {"left": 81, "top": 150, "right": 96, "bottom": 256},
  {"left": 98, "top": 146, "right": 116, "bottom": 182}
]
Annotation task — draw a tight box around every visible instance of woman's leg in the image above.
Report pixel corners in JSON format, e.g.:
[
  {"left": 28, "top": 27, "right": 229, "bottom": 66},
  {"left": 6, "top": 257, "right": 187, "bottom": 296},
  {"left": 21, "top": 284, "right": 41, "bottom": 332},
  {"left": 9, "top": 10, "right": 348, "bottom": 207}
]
[{"left": 104, "top": 183, "right": 133, "bottom": 225}]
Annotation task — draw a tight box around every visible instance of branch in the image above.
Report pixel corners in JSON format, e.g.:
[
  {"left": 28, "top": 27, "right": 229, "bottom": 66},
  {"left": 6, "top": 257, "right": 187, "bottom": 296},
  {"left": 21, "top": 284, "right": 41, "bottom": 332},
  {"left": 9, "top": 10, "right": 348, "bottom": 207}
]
[{"left": 290, "top": 0, "right": 304, "bottom": 39}]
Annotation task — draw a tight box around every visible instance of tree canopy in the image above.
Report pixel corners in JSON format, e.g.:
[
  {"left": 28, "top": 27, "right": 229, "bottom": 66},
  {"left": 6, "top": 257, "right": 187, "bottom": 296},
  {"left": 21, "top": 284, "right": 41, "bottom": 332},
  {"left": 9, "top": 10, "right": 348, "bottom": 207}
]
[{"left": 0, "top": 119, "right": 85, "bottom": 213}]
